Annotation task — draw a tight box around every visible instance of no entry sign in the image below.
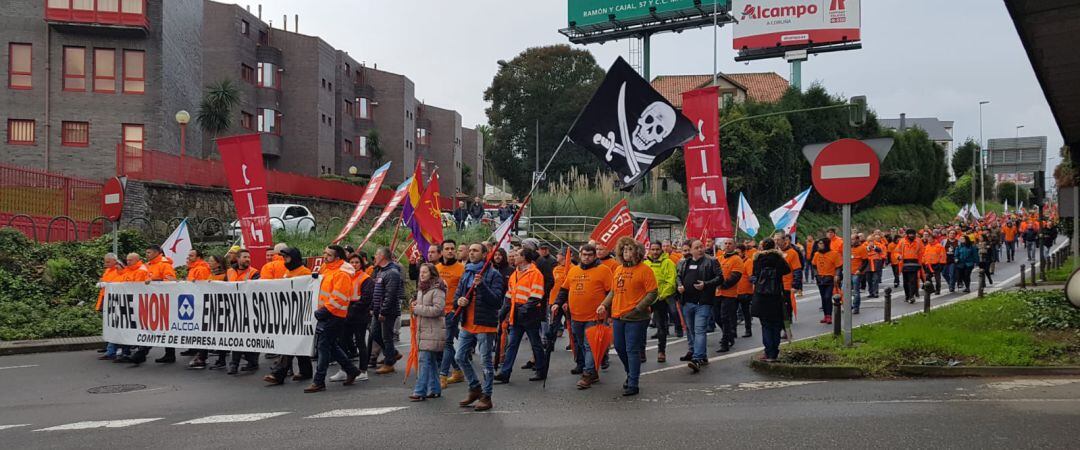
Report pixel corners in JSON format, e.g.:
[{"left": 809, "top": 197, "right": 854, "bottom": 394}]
[
  {"left": 811, "top": 139, "right": 880, "bottom": 204},
  {"left": 102, "top": 177, "right": 125, "bottom": 221}
]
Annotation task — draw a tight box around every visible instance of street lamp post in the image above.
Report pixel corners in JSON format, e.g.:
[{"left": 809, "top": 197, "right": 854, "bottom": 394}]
[
  {"left": 978, "top": 100, "right": 989, "bottom": 213},
  {"left": 175, "top": 110, "right": 191, "bottom": 185},
  {"left": 1015, "top": 125, "right": 1024, "bottom": 208}
]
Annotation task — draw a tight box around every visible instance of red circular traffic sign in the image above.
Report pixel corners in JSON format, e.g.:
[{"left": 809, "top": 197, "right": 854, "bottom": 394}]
[
  {"left": 102, "top": 177, "right": 125, "bottom": 221},
  {"left": 811, "top": 138, "right": 880, "bottom": 204}
]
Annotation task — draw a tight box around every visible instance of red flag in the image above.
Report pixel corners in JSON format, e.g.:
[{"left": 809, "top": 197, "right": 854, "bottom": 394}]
[
  {"left": 216, "top": 134, "right": 272, "bottom": 268},
  {"left": 682, "top": 86, "right": 734, "bottom": 241},
  {"left": 590, "top": 199, "right": 633, "bottom": 249},
  {"left": 634, "top": 219, "right": 651, "bottom": 247},
  {"left": 333, "top": 161, "right": 392, "bottom": 244},
  {"left": 415, "top": 169, "right": 445, "bottom": 245}
]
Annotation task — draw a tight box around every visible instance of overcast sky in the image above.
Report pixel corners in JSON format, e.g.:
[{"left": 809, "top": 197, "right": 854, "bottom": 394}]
[{"left": 236, "top": 0, "right": 1064, "bottom": 173}]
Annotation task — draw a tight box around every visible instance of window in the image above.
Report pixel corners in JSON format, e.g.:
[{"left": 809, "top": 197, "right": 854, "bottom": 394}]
[
  {"left": 321, "top": 78, "right": 325, "bottom": 88},
  {"left": 327, "top": 81, "right": 332, "bottom": 91},
  {"left": 63, "top": 47, "right": 86, "bottom": 91},
  {"left": 241, "top": 20, "right": 249, "bottom": 36},
  {"left": 9, "top": 43, "right": 31, "bottom": 89},
  {"left": 257, "top": 62, "right": 276, "bottom": 88},
  {"left": 72, "top": 0, "right": 93, "bottom": 11},
  {"left": 98, "top": 0, "right": 119, "bottom": 12},
  {"left": 93, "top": 48, "right": 115, "bottom": 93},
  {"left": 61, "top": 121, "right": 89, "bottom": 146},
  {"left": 122, "top": 124, "right": 143, "bottom": 149},
  {"left": 359, "top": 135, "right": 368, "bottom": 156},
  {"left": 48, "top": 0, "right": 68, "bottom": 7},
  {"left": 7, "top": 119, "right": 35, "bottom": 144},
  {"left": 328, "top": 117, "right": 332, "bottom": 127},
  {"left": 257, "top": 109, "right": 281, "bottom": 135},
  {"left": 416, "top": 128, "right": 429, "bottom": 145},
  {"left": 343, "top": 139, "right": 352, "bottom": 155},
  {"left": 122, "top": 49, "right": 144, "bottom": 93},
  {"left": 344, "top": 63, "right": 350, "bottom": 77},
  {"left": 241, "top": 111, "right": 254, "bottom": 130},
  {"left": 258, "top": 30, "right": 269, "bottom": 46},
  {"left": 358, "top": 97, "right": 370, "bottom": 119},
  {"left": 344, "top": 100, "right": 354, "bottom": 118},
  {"left": 722, "top": 92, "right": 733, "bottom": 108},
  {"left": 121, "top": 0, "right": 143, "bottom": 14},
  {"left": 240, "top": 64, "right": 255, "bottom": 84}
]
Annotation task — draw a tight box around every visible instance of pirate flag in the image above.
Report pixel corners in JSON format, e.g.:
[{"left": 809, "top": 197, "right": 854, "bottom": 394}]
[{"left": 569, "top": 57, "right": 696, "bottom": 191}]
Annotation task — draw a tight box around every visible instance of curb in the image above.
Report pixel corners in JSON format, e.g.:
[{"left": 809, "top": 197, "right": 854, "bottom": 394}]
[
  {"left": 749, "top": 356, "right": 866, "bottom": 379},
  {"left": 0, "top": 336, "right": 104, "bottom": 356},
  {"left": 897, "top": 365, "right": 1080, "bottom": 377}
]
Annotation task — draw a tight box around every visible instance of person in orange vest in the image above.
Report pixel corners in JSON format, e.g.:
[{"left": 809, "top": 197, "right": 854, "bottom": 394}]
[
  {"left": 887, "top": 235, "right": 901, "bottom": 288},
  {"left": 715, "top": 238, "right": 744, "bottom": 355},
  {"left": 494, "top": 247, "right": 548, "bottom": 383},
  {"left": 113, "top": 253, "right": 150, "bottom": 364},
  {"left": 265, "top": 247, "right": 317, "bottom": 385},
  {"left": 811, "top": 238, "right": 841, "bottom": 325},
  {"left": 221, "top": 249, "right": 261, "bottom": 374},
  {"left": 849, "top": 234, "right": 867, "bottom": 314},
  {"left": 597, "top": 236, "right": 658, "bottom": 396},
  {"left": 128, "top": 245, "right": 179, "bottom": 365},
  {"left": 305, "top": 245, "right": 363, "bottom": 393},
  {"left": 897, "top": 229, "right": 925, "bottom": 303},
  {"left": 259, "top": 243, "right": 289, "bottom": 280},
  {"left": 865, "top": 232, "right": 886, "bottom": 298},
  {"left": 97, "top": 253, "right": 126, "bottom": 360},
  {"left": 178, "top": 249, "right": 213, "bottom": 365},
  {"left": 736, "top": 244, "right": 755, "bottom": 337},
  {"left": 922, "top": 233, "right": 946, "bottom": 295},
  {"left": 328, "top": 252, "right": 372, "bottom": 384},
  {"left": 207, "top": 255, "right": 228, "bottom": 281}
]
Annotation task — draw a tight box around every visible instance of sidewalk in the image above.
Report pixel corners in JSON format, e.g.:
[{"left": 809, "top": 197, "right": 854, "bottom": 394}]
[{"left": 0, "top": 336, "right": 103, "bottom": 356}]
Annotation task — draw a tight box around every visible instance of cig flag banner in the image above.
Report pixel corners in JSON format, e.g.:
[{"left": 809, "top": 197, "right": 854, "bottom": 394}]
[
  {"left": 682, "top": 86, "right": 734, "bottom": 240},
  {"left": 358, "top": 176, "right": 414, "bottom": 249},
  {"left": 332, "top": 161, "right": 392, "bottom": 245},
  {"left": 769, "top": 188, "right": 812, "bottom": 236},
  {"left": 634, "top": 219, "right": 651, "bottom": 247},
  {"left": 102, "top": 278, "right": 319, "bottom": 356},
  {"left": 162, "top": 219, "right": 193, "bottom": 268},
  {"left": 217, "top": 134, "right": 272, "bottom": 268},
  {"left": 590, "top": 199, "right": 634, "bottom": 249},
  {"left": 568, "top": 57, "right": 697, "bottom": 190},
  {"left": 737, "top": 193, "right": 760, "bottom": 237}
]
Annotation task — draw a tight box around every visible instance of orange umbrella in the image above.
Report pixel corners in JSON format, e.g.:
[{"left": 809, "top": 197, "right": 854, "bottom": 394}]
[
  {"left": 586, "top": 322, "right": 613, "bottom": 377},
  {"left": 403, "top": 314, "right": 419, "bottom": 383}
]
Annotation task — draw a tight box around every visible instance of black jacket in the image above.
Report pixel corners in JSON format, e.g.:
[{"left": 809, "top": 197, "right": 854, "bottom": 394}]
[
  {"left": 675, "top": 255, "right": 722, "bottom": 305},
  {"left": 751, "top": 250, "right": 792, "bottom": 323},
  {"left": 535, "top": 254, "right": 557, "bottom": 300},
  {"left": 372, "top": 262, "right": 404, "bottom": 318},
  {"left": 455, "top": 261, "right": 506, "bottom": 328},
  {"left": 469, "top": 203, "right": 484, "bottom": 220}
]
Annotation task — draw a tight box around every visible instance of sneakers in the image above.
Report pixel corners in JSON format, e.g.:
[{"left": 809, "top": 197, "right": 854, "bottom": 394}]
[
  {"left": 188, "top": 358, "right": 207, "bottom": 369},
  {"left": 688, "top": 359, "right": 702, "bottom": 373},
  {"left": 329, "top": 370, "right": 348, "bottom": 382},
  {"left": 819, "top": 316, "right": 829, "bottom": 324},
  {"left": 824, "top": 315, "right": 833, "bottom": 325},
  {"left": 446, "top": 370, "right": 465, "bottom": 384}
]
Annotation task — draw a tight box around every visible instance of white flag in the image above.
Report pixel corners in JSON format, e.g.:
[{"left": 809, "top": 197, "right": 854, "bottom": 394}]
[
  {"left": 969, "top": 203, "right": 982, "bottom": 220},
  {"left": 769, "top": 188, "right": 812, "bottom": 236},
  {"left": 492, "top": 217, "right": 514, "bottom": 253},
  {"left": 162, "top": 219, "right": 193, "bottom": 268},
  {"left": 736, "top": 192, "right": 760, "bottom": 237},
  {"left": 1003, "top": 199, "right": 1008, "bottom": 215},
  {"left": 1019, "top": 202, "right": 1025, "bottom": 214},
  {"left": 956, "top": 204, "right": 969, "bottom": 221}
]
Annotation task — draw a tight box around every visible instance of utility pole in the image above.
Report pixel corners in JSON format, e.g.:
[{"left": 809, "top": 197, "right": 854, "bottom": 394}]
[{"left": 978, "top": 100, "right": 989, "bottom": 213}]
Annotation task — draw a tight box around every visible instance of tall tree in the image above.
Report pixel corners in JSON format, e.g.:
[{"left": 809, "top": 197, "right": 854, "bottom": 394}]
[
  {"left": 484, "top": 45, "right": 606, "bottom": 196},
  {"left": 952, "top": 138, "right": 978, "bottom": 180},
  {"left": 196, "top": 79, "right": 240, "bottom": 138},
  {"left": 366, "top": 129, "right": 383, "bottom": 168}
]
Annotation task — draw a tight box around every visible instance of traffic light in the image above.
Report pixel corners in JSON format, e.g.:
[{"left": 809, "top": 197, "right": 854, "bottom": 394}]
[
  {"left": 849, "top": 95, "right": 867, "bottom": 127},
  {"left": 1032, "top": 171, "right": 1045, "bottom": 206}
]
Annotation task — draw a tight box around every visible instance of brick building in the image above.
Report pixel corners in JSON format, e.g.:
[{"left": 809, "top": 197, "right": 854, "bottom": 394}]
[{"left": 1, "top": 0, "right": 477, "bottom": 193}]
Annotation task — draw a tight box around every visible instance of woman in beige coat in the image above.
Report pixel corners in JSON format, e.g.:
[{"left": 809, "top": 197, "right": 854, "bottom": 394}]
[{"left": 410, "top": 263, "right": 446, "bottom": 401}]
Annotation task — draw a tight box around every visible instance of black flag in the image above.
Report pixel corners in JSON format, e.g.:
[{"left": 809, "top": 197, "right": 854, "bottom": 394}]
[{"left": 568, "top": 57, "right": 696, "bottom": 191}]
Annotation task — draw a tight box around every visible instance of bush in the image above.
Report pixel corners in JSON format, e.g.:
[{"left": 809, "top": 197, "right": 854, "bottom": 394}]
[{"left": 1015, "top": 290, "right": 1080, "bottom": 330}]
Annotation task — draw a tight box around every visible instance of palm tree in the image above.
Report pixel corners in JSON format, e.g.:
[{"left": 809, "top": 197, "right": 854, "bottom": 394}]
[
  {"left": 367, "top": 129, "right": 383, "bottom": 168},
  {"left": 196, "top": 79, "right": 240, "bottom": 138}
]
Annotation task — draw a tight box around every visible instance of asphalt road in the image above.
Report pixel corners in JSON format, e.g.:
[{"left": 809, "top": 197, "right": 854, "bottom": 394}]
[{"left": 0, "top": 244, "right": 1074, "bottom": 449}]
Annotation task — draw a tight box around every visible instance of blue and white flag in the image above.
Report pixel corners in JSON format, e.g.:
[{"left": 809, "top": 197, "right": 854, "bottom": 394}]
[
  {"left": 969, "top": 203, "right": 982, "bottom": 220},
  {"left": 736, "top": 192, "right": 760, "bottom": 237},
  {"left": 162, "top": 219, "right": 193, "bottom": 268},
  {"left": 957, "top": 204, "right": 970, "bottom": 221},
  {"left": 769, "top": 188, "right": 812, "bottom": 236}
]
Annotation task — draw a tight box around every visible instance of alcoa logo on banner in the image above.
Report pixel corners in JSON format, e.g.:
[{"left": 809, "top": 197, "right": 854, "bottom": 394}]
[
  {"left": 740, "top": 2, "right": 819, "bottom": 21},
  {"left": 177, "top": 294, "right": 196, "bottom": 321}
]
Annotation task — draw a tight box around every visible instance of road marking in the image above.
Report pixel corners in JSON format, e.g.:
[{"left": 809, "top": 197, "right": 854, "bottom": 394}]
[
  {"left": 984, "top": 379, "right": 1080, "bottom": 391},
  {"left": 0, "top": 424, "right": 30, "bottom": 431},
  {"left": 688, "top": 381, "right": 825, "bottom": 395},
  {"left": 175, "top": 412, "right": 290, "bottom": 425},
  {"left": 0, "top": 365, "right": 38, "bottom": 370},
  {"left": 306, "top": 407, "right": 406, "bottom": 418},
  {"left": 820, "top": 163, "right": 870, "bottom": 179},
  {"left": 853, "top": 398, "right": 1080, "bottom": 405},
  {"left": 35, "top": 418, "right": 162, "bottom": 431}
]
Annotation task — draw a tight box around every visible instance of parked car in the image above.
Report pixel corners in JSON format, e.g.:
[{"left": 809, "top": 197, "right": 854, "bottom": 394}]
[{"left": 229, "top": 204, "right": 316, "bottom": 238}]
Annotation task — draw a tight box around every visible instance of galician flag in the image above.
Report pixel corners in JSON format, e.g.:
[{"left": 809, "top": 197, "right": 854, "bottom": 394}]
[
  {"left": 769, "top": 188, "right": 812, "bottom": 236},
  {"left": 969, "top": 202, "right": 982, "bottom": 220},
  {"left": 957, "top": 204, "right": 969, "bottom": 221},
  {"left": 162, "top": 219, "right": 193, "bottom": 268},
  {"left": 736, "top": 192, "right": 760, "bottom": 237},
  {"left": 491, "top": 215, "right": 514, "bottom": 253}
]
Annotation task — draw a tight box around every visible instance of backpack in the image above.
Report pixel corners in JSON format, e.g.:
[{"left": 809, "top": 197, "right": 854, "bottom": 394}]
[{"left": 755, "top": 264, "right": 783, "bottom": 296}]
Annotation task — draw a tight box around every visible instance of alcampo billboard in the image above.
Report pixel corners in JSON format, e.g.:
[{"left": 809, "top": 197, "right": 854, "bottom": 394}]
[
  {"left": 732, "top": 0, "right": 860, "bottom": 51},
  {"left": 569, "top": 0, "right": 726, "bottom": 27}
]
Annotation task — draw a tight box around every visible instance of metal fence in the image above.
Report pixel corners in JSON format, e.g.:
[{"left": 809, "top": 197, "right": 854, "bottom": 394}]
[{"left": 0, "top": 163, "right": 104, "bottom": 242}]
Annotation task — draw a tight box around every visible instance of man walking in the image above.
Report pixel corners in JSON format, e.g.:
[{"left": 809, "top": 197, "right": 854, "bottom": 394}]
[
  {"left": 371, "top": 247, "right": 404, "bottom": 375},
  {"left": 597, "top": 237, "right": 658, "bottom": 396},
  {"left": 225, "top": 249, "right": 261, "bottom": 374},
  {"left": 553, "top": 243, "right": 612, "bottom": 389},
  {"left": 304, "top": 245, "right": 362, "bottom": 393},
  {"left": 495, "top": 248, "right": 548, "bottom": 383},
  {"left": 455, "top": 243, "right": 506, "bottom": 411},
  {"left": 676, "top": 240, "right": 721, "bottom": 370},
  {"left": 129, "top": 245, "right": 177, "bottom": 365},
  {"left": 436, "top": 240, "right": 466, "bottom": 388},
  {"left": 715, "top": 238, "right": 743, "bottom": 354},
  {"left": 643, "top": 242, "right": 675, "bottom": 363},
  {"left": 897, "top": 229, "right": 925, "bottom": 302}
]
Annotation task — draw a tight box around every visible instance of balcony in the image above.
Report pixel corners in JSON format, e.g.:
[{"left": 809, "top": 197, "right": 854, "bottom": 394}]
[{"left": 45, "top": 0, "right": 148, "bottom": 36}]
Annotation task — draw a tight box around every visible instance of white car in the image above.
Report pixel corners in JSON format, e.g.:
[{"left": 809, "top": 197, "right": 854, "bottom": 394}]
[{"left": 229, "top": 204, "right": 316, "bottom": 238}]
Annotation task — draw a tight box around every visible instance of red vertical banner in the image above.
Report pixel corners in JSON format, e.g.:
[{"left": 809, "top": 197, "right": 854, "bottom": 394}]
[
  {"left": 217, "top": 134, "right": 272, "bottom": 268},
  {"left": 682, "top": 87, "right": 733, "bottom": 241}
]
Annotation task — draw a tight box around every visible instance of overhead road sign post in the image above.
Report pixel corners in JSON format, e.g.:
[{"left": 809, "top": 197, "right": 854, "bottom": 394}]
[
  {"left": 560, "top": 0, "right": 734, "bottom": 45},
  {"left": 803, "top": 138, "right": 893, "bottom": 346}
]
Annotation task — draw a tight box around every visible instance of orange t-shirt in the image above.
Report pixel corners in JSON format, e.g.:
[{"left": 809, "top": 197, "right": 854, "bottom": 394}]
[
  {"left": 437, "top": 261, "right": 465, "bottom": 313},
  {"left": 1002, "top": 225, "right": 1017, "bottom": 242},
  {"left": 812, "top": 251, "right": 842, "bottom": 278},
  {"left": 610, "top": 263, "right": 657, "bottom": 319},
  {"left": 550, "top": 263, "right": 568, "bottom": 305},
  {"left": 668, "top": 252, "right": 683, "bottom": 266},
  {"left": 717, "top": 253, "right": 744, "bottom": 298},
  {"left": 600, "top": 257, "right": 619, "bottom": 273},
  {"left": 736, "top": 257, "right": 754, "bottom": 296},
  {"left": 851, "top": 245, "right": 868, "bottom": 275},
  {"left": 782, "top": 247, "right": 801, "bottom": 291},
  {"left": 562, "top": 263, "right": 613, "bottom": 322}
]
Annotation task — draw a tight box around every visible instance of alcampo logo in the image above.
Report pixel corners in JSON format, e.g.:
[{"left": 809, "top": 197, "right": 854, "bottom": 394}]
[
  {"left": 177, "top": 294, "right": 196, "bottom": 321},
  {"left": 741, "top": 3, "right": 819, "bottom": 20}
]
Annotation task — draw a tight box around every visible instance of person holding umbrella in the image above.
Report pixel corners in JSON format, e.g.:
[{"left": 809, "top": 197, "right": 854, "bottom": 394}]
[
  {"left": 552, "top": 243, "right": 613, "bottom": 389},
  {"left": 597, "top": 237, "right": 658, "bottom": 397}
]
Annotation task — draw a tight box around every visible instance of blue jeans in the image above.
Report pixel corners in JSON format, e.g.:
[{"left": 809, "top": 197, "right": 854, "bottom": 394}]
[
  {"left": 1025, "top": 241, "right": 1036, "bottom": 260},
  {"left": 314, "top": 318, "right": 358, "bottom": 386},
  {"left": 850, "top": 274, "right": 862, "bottom": 309},
  {"left": 944, "top": 263, "right": 956, "bottom": 290},
  {"left": 570, "top": 320, "right": 596, "bottom": 374},
  {"left": 413, "top": 350, "right": 442, "bottom": 396},
  {"left": 760, "top": 320, "right": 783, "bottom": 359},
  {"left": 455, "top": 330, "right": 495, "bottom": 396},
  {"left": 613, "top": 319, "right": 648, "bottom": 389},
  {"left": 817, "top": 280, "right": 834, "bottom": 317},
  {"left": 499, "top": 324, "right": 547, "bottom": 379},
  {"left": 868, "top": 270, "right": 881, "bottom": 297},
  {"left": 104, "top": 342, "right": 129, "bottom": 358},
  {"left": 682, "top": 302, "right": 710, "bottom": 360},
  {"left": 439, "top": 313, "right": 460, "bottom": 376}
]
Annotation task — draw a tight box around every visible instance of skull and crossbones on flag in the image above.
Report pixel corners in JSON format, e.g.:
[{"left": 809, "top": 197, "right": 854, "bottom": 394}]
[{"left": 569, "top": 57, "right": 697, "bottom": 191}]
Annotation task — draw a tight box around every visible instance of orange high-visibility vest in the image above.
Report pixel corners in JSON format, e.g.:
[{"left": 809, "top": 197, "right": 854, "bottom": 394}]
[
  {"left": 506, "top": 264, "right": 544, "bottom": 325},
  {"left": 96, "top": 266, "right": 124, "bottom": 311},
  {"left": 318, "top": 260, "right": 354, "bottom": 318}
]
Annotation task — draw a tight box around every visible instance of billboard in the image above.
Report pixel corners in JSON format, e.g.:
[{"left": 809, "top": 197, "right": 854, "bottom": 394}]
[
  {"left": 987, "top": 136, "right": 1047, "bottom": 175},
  {"left": 732, "top": 0, "right": 861, "bottom": 51},
  {"left": 569, "top": 0, "right": 727, "bottom": 27}
]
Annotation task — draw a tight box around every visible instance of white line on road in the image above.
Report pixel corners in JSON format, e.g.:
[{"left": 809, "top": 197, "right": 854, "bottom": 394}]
[
  {"left": 0, "top": 424, "right": 30, "bottom": 431},
  {"left": 175, "top": 412, "right": 290, "bottom": 425},
  {"left": 0, "top": 365, "right": 38, "bottom": 370},
  {"left": 35, "top": 418, "right": 162, "bottom": 432},
  {"left": 853, "top": 398, "right": 1080, "bottom": 405},
  {"left": 305, "top": 407, "right": 407, "bottom": 418},
  {"left": 983, "top": 379, "right": 1080, "bottom": 391}
]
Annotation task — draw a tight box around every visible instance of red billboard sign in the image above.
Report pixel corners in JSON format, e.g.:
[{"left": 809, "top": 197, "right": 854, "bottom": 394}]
[
  {"left": 682, "top": 87, "right": 734, "bottom": 241},
  {"left": 216, "top": 134, "right": 272, "bottom": 268},
  {"left": 733, "top": 0, "right": 861, "bottom": 51}
]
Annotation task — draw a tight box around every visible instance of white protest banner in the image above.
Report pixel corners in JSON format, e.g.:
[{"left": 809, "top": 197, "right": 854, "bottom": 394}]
[{"left": 102, "top": 277, "right": 319, "bottom": 356}]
